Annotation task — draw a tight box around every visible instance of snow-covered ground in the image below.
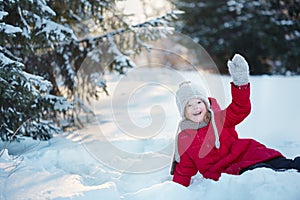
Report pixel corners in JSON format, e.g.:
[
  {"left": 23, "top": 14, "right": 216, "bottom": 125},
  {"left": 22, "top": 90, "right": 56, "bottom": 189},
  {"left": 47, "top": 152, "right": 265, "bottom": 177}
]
[{"left": 1, "top": 68, "right": 300, "bottom": 200}]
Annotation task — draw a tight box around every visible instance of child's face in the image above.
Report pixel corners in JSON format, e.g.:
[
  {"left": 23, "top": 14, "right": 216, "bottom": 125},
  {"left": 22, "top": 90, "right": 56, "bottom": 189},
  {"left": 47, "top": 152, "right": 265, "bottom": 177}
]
[{"left": 184, "top": 98, "right": 208, "bottom": 123}]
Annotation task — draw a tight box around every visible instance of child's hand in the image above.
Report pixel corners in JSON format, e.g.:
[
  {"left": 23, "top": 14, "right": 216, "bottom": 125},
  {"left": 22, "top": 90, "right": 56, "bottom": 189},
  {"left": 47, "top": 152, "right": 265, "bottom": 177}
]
[{"left": 227, "top": 54, "right": 250, "bottom": 86}]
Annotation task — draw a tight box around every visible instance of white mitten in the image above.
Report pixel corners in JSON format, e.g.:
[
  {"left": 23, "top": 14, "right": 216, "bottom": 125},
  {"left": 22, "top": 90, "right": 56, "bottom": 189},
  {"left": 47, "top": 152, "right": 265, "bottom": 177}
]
[{"left": 227, "top": 54, "right": 250, "bottom": 86}]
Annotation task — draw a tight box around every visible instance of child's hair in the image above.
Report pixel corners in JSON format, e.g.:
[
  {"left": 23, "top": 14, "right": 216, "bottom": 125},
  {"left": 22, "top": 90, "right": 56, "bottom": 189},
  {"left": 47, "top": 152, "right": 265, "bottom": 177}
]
[{"left": 204, "top": 111, "right": 211, "bottom": 124}]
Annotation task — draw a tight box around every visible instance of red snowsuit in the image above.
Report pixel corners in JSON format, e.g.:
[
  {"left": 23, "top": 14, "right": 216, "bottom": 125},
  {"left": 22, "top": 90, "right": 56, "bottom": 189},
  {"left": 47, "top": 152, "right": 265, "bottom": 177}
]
[{"left": 172, "top": 83, "right": 283, "bottom": 187}]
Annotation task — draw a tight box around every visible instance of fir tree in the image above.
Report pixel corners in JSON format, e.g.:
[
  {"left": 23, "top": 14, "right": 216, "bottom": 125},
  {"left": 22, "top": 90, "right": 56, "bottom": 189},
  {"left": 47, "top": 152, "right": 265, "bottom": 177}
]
[
  {"left": 0, "top": 0, "right": 73, "bottom": 141},
  {"left": 173, "top": 0, "right": 300, "bottom": 75},
  {"left": 0, "top": 0, "right": 179, "bottom": 140}
]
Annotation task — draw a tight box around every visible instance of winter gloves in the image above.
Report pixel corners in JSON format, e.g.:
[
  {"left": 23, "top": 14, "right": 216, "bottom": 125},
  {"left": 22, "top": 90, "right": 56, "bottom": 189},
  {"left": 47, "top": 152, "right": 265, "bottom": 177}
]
[{"left": 227, "top": 54, "right": 250, "bottom": 86}]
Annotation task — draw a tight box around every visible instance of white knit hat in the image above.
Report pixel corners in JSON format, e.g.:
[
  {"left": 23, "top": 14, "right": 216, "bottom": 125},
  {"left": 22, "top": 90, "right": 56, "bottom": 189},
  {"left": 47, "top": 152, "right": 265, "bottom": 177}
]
[
  {"left": 175, "top": 81, "right": 220, "bottom": 149},
  {"left": 176, "top": 81, "right": 210, "bottom": 118}
]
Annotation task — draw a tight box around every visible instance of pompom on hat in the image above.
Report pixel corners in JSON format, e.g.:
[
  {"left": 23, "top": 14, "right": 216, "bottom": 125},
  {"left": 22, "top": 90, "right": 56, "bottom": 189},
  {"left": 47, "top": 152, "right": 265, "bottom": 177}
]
[{"left": 175, "top": 81, "right": 220, "bottom": 149}]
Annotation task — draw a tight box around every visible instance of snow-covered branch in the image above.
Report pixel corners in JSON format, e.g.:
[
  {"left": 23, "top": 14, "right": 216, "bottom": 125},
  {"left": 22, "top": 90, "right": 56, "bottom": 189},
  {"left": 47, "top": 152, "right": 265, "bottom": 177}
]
[{"left": 77, "top": 10, "right": 182, "bottom": 44}]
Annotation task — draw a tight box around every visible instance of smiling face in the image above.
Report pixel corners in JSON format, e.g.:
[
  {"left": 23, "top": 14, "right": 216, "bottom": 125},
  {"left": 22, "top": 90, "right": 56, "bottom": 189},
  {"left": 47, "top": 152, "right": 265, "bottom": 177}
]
[{"left": 184, "top": 98, "right": 208, "bottom": 123}]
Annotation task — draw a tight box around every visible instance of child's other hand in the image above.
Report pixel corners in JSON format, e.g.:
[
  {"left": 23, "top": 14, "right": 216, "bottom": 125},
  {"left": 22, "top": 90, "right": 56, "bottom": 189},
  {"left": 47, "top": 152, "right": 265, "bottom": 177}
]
[{"left": 227, "top": 54, "right": 250, "bottom": 86}]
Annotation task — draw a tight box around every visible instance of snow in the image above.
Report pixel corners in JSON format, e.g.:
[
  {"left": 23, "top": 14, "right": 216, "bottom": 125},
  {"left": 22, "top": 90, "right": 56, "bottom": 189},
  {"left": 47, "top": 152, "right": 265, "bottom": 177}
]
[
  {"left": 0, "top": 52, "right": 22, "bottom": 66},
  {"left": 36, "top": 0, "right": 56, "bottom": 16},
  {"left": 22, "top": 71, "right": 52, "bottom": 93},
  {"left": 0, "top": 23, "right": 22, "bottom": 35},
  {"left": 0, "top": 11, "right": 8, "bottom": 20},
  {"left": 35, "top": 18, "right": 77, "bottom": 42},
  {"left": 108, "top": 36, "right": 136, "bottom": 69},
  {"left": 1, "top": 68, "right": 300, "bottom": 200}
]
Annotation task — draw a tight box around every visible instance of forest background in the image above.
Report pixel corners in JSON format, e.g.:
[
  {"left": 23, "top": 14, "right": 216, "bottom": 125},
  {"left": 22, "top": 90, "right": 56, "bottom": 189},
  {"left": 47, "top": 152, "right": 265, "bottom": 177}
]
[{"left": 0, "top": 0, "right": 299, "bottom": 142}]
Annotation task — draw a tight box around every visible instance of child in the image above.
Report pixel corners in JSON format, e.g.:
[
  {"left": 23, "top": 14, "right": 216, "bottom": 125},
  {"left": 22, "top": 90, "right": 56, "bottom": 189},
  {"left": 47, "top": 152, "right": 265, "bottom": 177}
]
[{"left": 171, "top": 54, "right": 300, "bottom": 187}]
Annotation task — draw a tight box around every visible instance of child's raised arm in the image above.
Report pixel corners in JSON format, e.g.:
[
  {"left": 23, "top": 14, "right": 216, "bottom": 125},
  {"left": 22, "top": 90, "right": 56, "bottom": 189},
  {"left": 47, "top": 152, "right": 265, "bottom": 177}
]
[{"left": 223, "top": 54, "right": 251, "bottom": 127}]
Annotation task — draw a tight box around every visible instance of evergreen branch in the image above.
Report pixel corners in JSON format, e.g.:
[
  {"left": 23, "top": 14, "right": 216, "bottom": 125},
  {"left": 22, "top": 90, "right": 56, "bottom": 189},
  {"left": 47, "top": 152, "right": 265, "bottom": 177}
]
[
  {"left": 77, "top": 10, "right": 182, "bottom": 44},
  {"left": 0, "top": 118, "right": 32, "bottom": 157}
]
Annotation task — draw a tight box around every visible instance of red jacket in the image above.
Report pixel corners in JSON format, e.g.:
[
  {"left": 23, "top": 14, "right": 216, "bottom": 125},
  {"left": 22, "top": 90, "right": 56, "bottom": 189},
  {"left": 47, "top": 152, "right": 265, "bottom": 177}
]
[{"left": 173, "top": 83, "right": 283, "bottom": 187}]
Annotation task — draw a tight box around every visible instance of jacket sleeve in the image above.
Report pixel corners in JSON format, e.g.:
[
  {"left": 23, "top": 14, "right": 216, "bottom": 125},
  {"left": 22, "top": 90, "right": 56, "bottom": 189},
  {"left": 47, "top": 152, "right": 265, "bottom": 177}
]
[
  {"left": 223, "top": 82, "right": 251, "bottom": 127},
  {"left": 172, "top": 152, "right": 198, "bottom": 187}
]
